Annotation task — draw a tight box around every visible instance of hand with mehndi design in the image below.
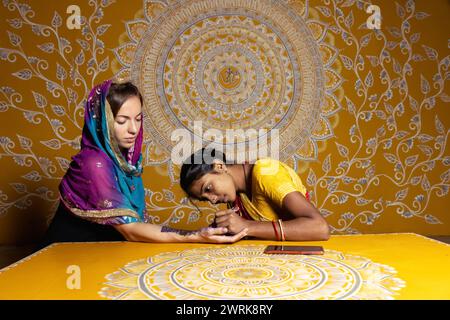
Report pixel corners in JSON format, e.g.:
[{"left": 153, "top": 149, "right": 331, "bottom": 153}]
[{"left": 115, "top": 222, "right": 248, "bottom": 243}]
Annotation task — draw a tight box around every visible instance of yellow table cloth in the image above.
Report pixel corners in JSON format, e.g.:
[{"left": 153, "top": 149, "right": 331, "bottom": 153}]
[{"left": 0, "top": 233, "right": 449, "bottom": 300}]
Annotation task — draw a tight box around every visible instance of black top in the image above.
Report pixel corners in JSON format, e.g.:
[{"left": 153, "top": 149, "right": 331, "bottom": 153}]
[{"left": 36, "top": 202, "right": 125, "bottom": 251}]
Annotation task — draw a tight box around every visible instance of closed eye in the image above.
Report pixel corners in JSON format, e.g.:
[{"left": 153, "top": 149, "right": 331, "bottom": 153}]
[{"left": 116, "top": 113, "right": 142, "bottom": 121}]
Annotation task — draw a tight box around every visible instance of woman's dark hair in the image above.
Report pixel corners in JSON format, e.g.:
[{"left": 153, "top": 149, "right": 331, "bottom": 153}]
[
  {"left": 180, "top": 148, "right": 226, "bottom": 196},
  {"left": 107, "top": 82, "right": 143, "bottom": 117}
]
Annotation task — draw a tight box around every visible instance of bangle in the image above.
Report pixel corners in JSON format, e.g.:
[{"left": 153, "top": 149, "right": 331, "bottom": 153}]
[
  {"left": 277, "top": 219, "right": 286, "bottom": 241},
  {"left": 271, "top": 220, "right": 280, "bottom": 241}
]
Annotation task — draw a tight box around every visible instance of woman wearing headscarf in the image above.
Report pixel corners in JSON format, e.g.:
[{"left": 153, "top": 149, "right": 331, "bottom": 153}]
[{"left": 39, "top": 80, "right": 247, "bottom": 248}]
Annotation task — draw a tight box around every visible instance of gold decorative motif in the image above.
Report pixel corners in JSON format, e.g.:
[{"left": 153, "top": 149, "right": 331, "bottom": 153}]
[
  {"left": 114, "top": 0, "right": 342, "bottom": 166},
  {"left": 61, "top": 198, "right": 140, "bottom": 220}
]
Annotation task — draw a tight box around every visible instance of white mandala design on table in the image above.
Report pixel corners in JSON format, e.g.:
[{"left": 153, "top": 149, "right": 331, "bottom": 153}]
[{"left": 99, "top": 245, "right": 405, "bottom": 300}]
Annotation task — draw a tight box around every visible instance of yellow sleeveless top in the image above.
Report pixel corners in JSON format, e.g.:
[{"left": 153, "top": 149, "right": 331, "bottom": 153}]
[{"left": 237, "top": 158, "right": 307, "bottom": 221}]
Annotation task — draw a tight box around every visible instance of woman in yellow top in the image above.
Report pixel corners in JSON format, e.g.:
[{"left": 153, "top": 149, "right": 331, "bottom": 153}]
[{"left": 180, "top": 148, "right": 330, "bottom": 241}]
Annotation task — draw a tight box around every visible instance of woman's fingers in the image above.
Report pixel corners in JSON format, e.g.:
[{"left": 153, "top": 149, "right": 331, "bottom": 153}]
[
  {"left": 215, "top": 209, "right": 235, "bottom": 217},
  {"left": 215, "top": 209, "right": 236, "bottom": 226},
  {"left": 201, "top": 227, "right": 228, "bottom": 236},
  {"left": 228, "top": 228, "right": 248, "bottom": 242},
  {"left": 208, "top": 228, "right": 249, "bottom": 243},
  {"left": 215, "top": 214, "right": 231, "bottom": 225}
]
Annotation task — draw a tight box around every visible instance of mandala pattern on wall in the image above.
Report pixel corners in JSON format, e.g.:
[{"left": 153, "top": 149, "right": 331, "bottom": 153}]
[{"left": 114, "top": 0, "right": 342, "bottom": 168}]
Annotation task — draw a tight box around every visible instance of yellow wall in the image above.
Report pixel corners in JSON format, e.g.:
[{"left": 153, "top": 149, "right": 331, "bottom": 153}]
[{"left": 0, "top": 0, "right": 448, "bottom": 245}]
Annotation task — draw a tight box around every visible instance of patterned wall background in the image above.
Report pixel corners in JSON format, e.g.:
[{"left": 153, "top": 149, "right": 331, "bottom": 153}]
[{"left": 0, "top": 0, "right": 448, "bottom": 245}]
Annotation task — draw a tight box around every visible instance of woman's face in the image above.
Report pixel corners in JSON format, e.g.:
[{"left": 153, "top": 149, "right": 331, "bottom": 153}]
[
  {"left": 113, "top": 95, "right": 142, "bottom": 150},
  {"left": 188, "top": 164, "right": 237, "bottom": 204}
]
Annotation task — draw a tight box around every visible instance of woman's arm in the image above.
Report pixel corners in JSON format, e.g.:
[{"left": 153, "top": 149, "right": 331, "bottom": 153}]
[
  {"left": 252, "top": 191, "right": 329, "bottom": 241},
  {"left": 215, "top": 192, "right": 330, "bottom": 241},
  {"left": 113, "top": 222, "right": 248, "bottom": 243}
]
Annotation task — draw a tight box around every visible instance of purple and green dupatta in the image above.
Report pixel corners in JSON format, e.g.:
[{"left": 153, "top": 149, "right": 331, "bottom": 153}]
[{"left": 59, "top": 80, "right": 146, "bottom": 225}]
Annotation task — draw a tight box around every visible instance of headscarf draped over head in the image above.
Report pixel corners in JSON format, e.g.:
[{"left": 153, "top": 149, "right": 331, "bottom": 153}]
[{"left": 59, "top": 79, "right": 146, "bottom": 225}]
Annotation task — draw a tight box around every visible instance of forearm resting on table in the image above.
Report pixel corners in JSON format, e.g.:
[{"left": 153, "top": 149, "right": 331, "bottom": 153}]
[
  {"left": 114, "top": 222, "right": 199, "bottom": 243},
  {"left": 246, "top": 217, "right": 330, "bottom": 241}
]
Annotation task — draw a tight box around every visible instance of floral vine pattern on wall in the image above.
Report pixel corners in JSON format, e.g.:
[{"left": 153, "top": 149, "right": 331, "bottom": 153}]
[
  {"left": 0, "top": 0, "right": 116, "bottom": 226},
  {"left": 0, "top": 0, "right": 448, "bottom": 244},
  {"left": 304, "top": 0, "right": 449, "bottom": 233}
]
